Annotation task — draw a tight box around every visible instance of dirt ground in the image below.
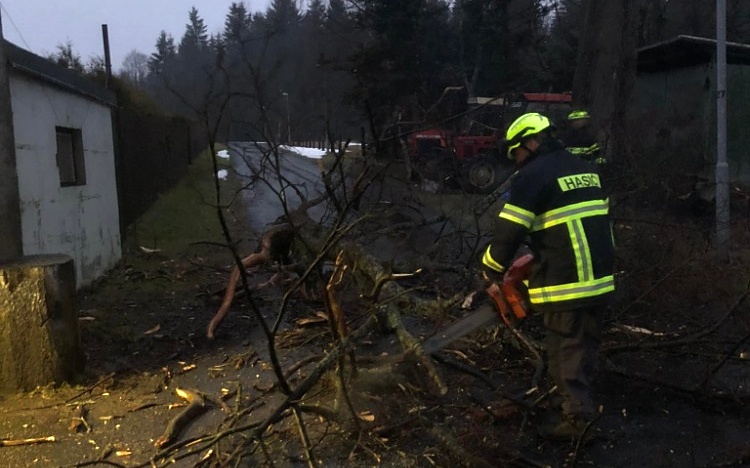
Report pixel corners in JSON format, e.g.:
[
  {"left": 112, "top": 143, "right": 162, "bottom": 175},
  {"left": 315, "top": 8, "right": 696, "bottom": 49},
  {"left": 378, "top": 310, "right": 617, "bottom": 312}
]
[{"left": 2, "top": 149, "right": 750, "bottom": 468}]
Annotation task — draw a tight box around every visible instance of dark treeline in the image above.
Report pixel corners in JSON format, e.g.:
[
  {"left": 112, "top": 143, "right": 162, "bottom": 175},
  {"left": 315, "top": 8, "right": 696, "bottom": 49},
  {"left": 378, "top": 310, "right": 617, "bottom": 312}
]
[{"left": 51, "top": 1, "right": 750, "bottom": 148}]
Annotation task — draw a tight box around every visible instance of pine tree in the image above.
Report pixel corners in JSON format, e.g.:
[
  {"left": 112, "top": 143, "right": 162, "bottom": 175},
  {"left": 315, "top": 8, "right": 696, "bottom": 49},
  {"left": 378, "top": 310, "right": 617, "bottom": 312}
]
[
  {"left": 179, "top": 7, "right": 209, "bottom": 56},
  {"left": 148, "top": 31, "right": 176, "bottom": 74},
  {"left": 224, "top": 2, "right": 251, "bottom": 45},
  {"left": 48, "top": 41, "right": 85, "bottom": 73},
  {"left": 265, "top": 0, "right": 301, "bottom": 34}
]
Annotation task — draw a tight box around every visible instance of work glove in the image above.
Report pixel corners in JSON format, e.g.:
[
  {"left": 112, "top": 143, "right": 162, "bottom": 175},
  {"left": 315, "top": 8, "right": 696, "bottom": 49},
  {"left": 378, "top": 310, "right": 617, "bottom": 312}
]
[{"left": 504, "top": 253, "right": 534, "bottom": 285}]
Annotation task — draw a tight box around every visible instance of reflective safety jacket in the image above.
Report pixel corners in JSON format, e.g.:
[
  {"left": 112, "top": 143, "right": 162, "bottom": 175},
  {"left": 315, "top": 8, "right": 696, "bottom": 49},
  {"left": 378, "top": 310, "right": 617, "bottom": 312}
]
[
  {"left": 561, "top": 126, "right": 604, "bottom": 164},
  {"left": 481, "top": 146, "right": 615, "bottom": 312}
]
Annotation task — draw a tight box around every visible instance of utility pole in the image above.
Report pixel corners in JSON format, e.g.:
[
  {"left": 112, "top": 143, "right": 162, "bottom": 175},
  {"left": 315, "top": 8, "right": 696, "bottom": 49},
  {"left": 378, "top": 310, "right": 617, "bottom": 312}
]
[
  {"left": 282, "top": 92, "right": 291, "bottom": 143},
  {"left": 0, "top": 10, "right": 24, "bottom": 260},
  {"left": 716, "top": 0, "right": 730, "bottom": 260}
]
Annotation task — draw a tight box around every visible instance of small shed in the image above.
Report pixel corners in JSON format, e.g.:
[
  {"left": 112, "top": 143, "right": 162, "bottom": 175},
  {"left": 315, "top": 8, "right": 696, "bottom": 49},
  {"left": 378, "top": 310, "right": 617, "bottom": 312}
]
[
  {"left": 4, "top": 40, "right": 121, "bottom": 288},
  {"left": 630, "top": 35, "right": 750, "bottom": 185}
]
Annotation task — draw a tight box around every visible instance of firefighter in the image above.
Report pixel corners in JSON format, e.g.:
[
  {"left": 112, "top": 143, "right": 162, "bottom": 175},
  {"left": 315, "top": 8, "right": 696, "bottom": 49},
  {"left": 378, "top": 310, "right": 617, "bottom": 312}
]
[
  {"left": 561, "top": 110, "right": 605, "bottom": 165},
  {"left": 481, "top": 112, "right": 615, "bottom": 441}
]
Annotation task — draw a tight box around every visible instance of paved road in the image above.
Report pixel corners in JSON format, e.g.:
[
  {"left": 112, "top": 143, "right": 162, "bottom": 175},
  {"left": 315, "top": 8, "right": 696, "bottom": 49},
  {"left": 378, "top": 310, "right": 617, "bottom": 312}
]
[{"left": 228, "top": 142, "right": 328, "bottom": 231}]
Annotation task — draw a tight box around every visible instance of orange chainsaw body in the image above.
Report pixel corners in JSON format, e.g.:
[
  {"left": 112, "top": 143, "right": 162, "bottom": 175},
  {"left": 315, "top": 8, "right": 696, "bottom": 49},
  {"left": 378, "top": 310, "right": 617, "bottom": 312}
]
[{"left": 487, "top": 253, "right": 533, "bottom": 323}]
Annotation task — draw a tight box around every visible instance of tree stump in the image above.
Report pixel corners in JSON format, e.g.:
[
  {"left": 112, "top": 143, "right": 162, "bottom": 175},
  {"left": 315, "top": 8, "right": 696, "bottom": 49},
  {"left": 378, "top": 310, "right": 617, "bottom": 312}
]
[{"left": 0, "top": 255, "right": 84, "bottom": 392}]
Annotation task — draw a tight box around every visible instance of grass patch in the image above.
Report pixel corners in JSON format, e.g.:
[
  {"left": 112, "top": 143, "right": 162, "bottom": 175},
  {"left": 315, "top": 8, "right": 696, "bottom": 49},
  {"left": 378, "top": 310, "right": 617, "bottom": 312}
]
[{"left": 123, "top": 145, "right": 240, "bottom": 258}]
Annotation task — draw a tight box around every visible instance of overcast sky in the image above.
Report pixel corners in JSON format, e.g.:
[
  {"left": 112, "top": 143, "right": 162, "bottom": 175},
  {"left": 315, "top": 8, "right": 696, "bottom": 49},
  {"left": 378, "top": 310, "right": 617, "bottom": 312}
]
[{"left": 0, "top": 1, "right": 271, "bottom": 71}]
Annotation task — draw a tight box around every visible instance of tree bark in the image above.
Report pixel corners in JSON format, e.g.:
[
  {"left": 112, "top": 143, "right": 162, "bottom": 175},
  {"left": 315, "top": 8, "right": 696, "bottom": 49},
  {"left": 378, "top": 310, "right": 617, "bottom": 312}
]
[
  {"left": 573, "top": 0, "right": 640, "bottom": 162},
  {"left": 0, "top": 255, "right": 85, "bottom": 392}
]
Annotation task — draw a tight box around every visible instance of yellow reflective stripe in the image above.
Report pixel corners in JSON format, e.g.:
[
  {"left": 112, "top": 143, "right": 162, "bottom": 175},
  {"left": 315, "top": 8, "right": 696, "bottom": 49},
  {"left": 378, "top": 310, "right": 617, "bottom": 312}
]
[
  {"left": 536, "top": 200, "right": 605, "bottom": 282},
  {"left": 569, "top": 219, "right": 592, "bottom": 281},
  {"left": 481, "top": 246, "right": 504, "bottom": 273},
  {"left": 498, "top": 203, "right": 535, "bottom": 229},
  {"left": 567, "top": 145, "right": 599, "bottom": 156},
  {"left": 531, "top": 199, "right": 608, "bottom": 231},
  {"left": 528, "top": 275, "right": 615, "bottom": 303}
]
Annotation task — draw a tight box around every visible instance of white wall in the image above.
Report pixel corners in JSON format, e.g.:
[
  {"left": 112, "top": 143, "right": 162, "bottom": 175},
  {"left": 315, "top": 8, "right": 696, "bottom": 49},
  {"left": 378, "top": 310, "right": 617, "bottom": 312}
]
[{"left": 9, "top": 74, "right": 121, "bottom": 288}]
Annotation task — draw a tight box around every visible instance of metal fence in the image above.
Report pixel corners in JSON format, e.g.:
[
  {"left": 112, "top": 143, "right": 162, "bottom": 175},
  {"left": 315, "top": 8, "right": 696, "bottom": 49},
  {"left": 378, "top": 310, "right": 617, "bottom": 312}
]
[{"left": 114, "top": 109, "right": 206, "bottom": 234}]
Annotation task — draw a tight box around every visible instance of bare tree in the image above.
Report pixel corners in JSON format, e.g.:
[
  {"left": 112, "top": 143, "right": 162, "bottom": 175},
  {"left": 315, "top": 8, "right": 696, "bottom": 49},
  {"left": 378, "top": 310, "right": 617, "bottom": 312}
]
[{"left": 121, "top": 50, "right": 149, "bottom": 85}]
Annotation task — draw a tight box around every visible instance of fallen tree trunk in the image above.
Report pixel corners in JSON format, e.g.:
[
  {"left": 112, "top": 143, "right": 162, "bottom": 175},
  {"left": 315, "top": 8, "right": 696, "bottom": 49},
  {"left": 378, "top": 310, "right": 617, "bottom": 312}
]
[
  {"left": 155, "top": 241, "right": 480, "bottom": 465},
  {"left": 207, "top": 194, "right": 329, "bottom": 340},
  {"left": 207, "top": 223, "right": 296, "bottom": 339}
]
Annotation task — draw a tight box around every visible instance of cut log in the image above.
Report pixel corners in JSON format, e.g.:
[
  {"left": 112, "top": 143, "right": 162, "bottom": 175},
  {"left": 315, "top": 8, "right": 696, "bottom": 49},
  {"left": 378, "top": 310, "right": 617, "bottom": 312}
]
[{"left": 0, "top": 255, "right": 84, "bottom": 392}]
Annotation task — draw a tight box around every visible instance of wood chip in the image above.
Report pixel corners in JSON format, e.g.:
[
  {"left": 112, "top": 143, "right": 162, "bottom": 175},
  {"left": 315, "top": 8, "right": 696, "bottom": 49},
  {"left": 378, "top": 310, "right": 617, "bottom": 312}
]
[
  {"left": 0, "top": 436, "right": 56, "bottom": 447},
  {"left": 358, "top": 411, "right": 375, "bottom": 422}
]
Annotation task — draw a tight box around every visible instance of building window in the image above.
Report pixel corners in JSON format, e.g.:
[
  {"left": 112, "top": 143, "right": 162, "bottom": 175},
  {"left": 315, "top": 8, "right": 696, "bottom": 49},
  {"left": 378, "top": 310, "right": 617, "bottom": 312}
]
[{"left": 55, "top": 127, "right": 86, "bottom": 187}]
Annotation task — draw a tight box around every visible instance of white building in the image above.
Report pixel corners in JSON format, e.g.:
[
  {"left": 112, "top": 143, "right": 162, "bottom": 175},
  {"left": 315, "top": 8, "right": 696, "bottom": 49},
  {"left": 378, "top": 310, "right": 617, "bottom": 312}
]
[{"left": 5, "top": 41, "right": 121, "bottom": 288}]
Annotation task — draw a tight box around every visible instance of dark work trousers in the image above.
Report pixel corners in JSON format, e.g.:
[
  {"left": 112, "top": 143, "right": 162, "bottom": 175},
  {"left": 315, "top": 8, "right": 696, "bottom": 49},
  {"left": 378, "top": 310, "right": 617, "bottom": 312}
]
[{"left": 543, "top": 304, "right": 605, "bottom": 417}]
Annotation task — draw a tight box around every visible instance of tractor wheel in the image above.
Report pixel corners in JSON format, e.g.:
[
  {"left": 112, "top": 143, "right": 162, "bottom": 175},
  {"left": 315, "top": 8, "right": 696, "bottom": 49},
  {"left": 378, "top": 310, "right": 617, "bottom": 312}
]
[
  {"left": 463, "top": 155, "right": 500, "bottom": 193},
  {"left": 462, "top": 155, "right": 516, "bottom": 194}
]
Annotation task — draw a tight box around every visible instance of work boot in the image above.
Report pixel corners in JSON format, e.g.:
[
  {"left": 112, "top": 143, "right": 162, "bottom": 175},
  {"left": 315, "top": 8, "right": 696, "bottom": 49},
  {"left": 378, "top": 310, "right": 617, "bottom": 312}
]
[
  {"left": 537, "top": 414, "right": 592, "bottom": 441},
  {"left": 538, "top": 392, "right": 563, "bottom": 411}
]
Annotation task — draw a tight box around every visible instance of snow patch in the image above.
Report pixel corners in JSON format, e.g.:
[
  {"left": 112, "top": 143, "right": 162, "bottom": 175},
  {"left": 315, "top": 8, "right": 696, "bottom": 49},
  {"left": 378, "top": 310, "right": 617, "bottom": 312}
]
[{"left": 281, "top": 145, "right": 327, "bottom": 159}]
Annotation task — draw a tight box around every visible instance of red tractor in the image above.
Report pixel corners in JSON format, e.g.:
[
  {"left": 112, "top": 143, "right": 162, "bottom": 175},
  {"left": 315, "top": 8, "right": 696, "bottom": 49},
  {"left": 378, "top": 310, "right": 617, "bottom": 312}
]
[{"left": 407, "top": 92, "right": 572, "bottom": 193}]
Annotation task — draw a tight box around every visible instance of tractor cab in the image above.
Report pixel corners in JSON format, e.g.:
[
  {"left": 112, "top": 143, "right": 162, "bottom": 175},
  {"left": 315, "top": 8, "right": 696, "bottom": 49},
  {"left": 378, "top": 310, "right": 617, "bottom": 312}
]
[{"left": 407, "top": 92, "right": 572, "bottom": 194}]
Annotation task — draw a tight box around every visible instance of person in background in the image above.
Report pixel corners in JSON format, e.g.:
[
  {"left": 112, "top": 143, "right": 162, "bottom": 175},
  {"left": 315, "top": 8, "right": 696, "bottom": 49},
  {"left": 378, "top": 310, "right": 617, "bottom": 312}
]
[
  {"left": 481, "top": 112, "right": 615, "bottom": 441},
  {"left": 561, "top": 110, "right": 605, "bottom": 165}
]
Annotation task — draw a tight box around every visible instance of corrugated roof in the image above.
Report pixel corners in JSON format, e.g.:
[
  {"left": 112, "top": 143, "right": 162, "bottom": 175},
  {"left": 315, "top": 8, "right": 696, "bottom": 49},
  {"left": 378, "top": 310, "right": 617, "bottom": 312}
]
[
  {"left": 637, "top": 35, "right": 750, "bottom": 73},
  {"left": 2, "top": 39, "right": 116, "bottom": 106}
]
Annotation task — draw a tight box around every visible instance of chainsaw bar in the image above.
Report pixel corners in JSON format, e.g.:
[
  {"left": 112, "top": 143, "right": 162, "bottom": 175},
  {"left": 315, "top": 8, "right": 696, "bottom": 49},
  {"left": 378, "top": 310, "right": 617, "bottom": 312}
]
[{"left": 421, "top": 303, "right": 500, "bottom": 355}]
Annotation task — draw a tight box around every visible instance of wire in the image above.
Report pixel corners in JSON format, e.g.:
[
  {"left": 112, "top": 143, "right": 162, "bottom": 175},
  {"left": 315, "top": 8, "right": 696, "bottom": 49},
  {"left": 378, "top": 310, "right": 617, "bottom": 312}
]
[{"left": 0, "top": 2, "right": 35, "bottom": 53}]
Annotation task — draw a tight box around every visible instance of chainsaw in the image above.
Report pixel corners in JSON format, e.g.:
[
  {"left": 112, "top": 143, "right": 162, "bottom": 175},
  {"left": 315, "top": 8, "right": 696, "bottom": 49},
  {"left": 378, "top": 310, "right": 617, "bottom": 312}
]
[
  {"left": 472, "top": 169, "right": 519, "bottom": 216},
  {"left": 421, "top": 253, "right": 533, "bottom": 355}
]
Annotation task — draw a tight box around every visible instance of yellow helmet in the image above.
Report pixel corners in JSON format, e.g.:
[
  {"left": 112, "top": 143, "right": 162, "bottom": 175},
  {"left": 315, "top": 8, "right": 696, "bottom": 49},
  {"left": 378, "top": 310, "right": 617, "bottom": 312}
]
[
  {"left": 505, "top": 112, "right": 552, "bottom": 159},
  {"left": 567, "top": 110, "right": 590, "bottom": 121}
]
